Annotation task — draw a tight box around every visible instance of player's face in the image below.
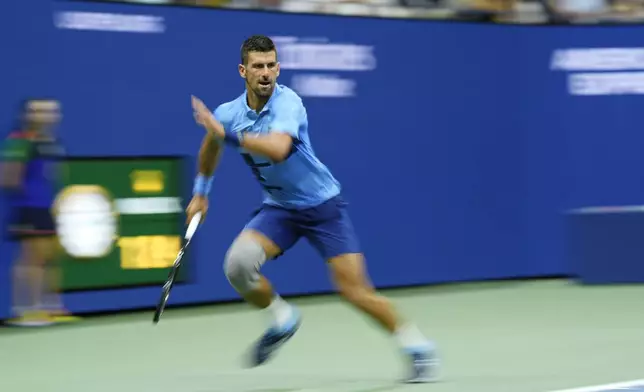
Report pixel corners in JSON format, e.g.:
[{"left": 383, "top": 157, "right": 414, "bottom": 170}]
[{"left": 240, "top": 51, "right": 280, "bottom": 98}]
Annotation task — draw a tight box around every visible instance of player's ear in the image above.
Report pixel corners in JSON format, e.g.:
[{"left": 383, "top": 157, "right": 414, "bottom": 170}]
[
  {"left": 276, "top": 62, "right": 280, "bottom": 78},
  {"left": 238, "top": 64, "right": 246, "bottom": 79}
]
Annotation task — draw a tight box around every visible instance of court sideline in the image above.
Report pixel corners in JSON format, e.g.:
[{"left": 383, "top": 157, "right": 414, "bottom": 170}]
[{"left": 1, "top": 279, "right": 642, "bottom": 392}]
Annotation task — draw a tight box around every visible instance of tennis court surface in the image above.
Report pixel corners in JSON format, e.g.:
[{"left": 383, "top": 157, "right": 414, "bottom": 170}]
[{"left": 1, "top": 279, "right": 643, "bottom": 392}]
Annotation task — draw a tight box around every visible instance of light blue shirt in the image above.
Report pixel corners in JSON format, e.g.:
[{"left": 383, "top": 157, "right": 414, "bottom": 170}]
[{"left": 214, "top": 84, "right": 341, "bottom": 209}]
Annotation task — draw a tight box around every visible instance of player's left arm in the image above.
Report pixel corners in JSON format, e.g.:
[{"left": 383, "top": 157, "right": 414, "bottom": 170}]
[
  {"left": 244, "top": 95, "right": 303, "bottom": 162},
  {"left": 194, "top": 95, "right": 302, "bottom": 163},
  {"left": 239, "top": 132, "right": 294, "bottom": 163}
]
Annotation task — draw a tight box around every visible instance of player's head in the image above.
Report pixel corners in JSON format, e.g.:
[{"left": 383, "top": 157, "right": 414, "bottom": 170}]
[
  {"left": 21, "top": 98, "right": 61, "bottom": 132},
  {"left": 239, "top": 35, "right": 280, "bottom": 98}
]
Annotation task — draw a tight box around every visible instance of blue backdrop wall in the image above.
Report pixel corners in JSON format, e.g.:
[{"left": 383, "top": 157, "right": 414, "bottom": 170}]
[{"left": 2, "top": 0, "right": 643, "bottom": 320}]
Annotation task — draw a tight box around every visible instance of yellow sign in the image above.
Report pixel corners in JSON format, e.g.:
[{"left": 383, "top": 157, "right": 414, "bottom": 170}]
[
  {"left": 118, "top": 235, "right": 180, "bottom": 269},
  {"left": 130, "top": 170, "right": 164, "bottom": 193}
]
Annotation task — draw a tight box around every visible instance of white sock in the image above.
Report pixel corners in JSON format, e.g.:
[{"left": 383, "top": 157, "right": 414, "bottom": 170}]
[
  {"left": 265, "top": 295, "right": 294, "bottom": 328},
  {"left": 395, "top": 323, "right": 431, "bottom": 351}
]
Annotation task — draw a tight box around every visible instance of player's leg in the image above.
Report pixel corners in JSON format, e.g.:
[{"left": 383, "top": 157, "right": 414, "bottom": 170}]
[
  {"left": 224, "top": 205, "right": 302, "bottom": 367},
  {"left": 225, "top": 229, "right": 282, "bottom": 308},
  {"left": 303, "top": 196, "right": 438, "bottom": 383},
  {"left": 327, "top": 252, "right": 398, "bottom": 332},
  {"left": 327, "top": 253, "right": 438, "bottom": 382}
]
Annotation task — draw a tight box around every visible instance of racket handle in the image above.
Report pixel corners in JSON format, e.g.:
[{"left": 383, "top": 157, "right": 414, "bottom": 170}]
[{"left": 185, "top": 211, "right": 202, "bottom": 240}]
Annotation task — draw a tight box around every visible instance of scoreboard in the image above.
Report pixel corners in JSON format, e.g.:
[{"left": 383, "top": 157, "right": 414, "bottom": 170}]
[{"left": 55, "top": 156, "right": 191, "bottom": 291}]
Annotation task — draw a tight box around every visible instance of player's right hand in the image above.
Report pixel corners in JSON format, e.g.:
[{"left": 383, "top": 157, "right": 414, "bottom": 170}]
[{"left": 186, "top": 195, "right": 208, "bottom": 224}]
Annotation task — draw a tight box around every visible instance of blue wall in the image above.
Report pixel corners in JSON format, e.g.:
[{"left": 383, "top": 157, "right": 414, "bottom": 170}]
[{"left": 2, "top": 0, "right": 644, "bottom": 319}]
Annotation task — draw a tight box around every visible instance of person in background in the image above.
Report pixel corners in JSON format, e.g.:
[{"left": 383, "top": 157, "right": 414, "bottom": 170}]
[
  {"left": 0, "top": 99, "right": 78, "bottom": 327},
  {"left": 454, "top": 0, "right": 517, "bottom": 21},
  {"left": 175, "top": 0, "right": 233, "bottom": 6}
]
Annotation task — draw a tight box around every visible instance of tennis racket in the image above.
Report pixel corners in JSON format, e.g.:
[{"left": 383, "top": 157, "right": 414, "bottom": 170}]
[{"left": 153, "top": 211, "right": 202, "bottom": 324}]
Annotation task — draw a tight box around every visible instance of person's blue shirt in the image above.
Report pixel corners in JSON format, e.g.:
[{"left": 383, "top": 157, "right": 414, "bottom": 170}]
[{"left": 214, "top": 84, "right": 341, "bottom": 209}]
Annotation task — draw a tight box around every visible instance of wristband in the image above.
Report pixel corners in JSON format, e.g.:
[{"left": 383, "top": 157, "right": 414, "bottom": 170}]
[
  {"left": 223, "top": 130, "right": 243, "bottom": 147},
  {"left": 193, "top": 173, "right": 214, "bottom": 196}
]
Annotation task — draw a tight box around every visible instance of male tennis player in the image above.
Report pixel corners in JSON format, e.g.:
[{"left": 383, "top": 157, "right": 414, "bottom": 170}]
[
  {"left": 0, "top": 98, "right": 76, "bottom": 326},
  {"left": 186, "top": 35, "right": 438, "bottom": 383}
]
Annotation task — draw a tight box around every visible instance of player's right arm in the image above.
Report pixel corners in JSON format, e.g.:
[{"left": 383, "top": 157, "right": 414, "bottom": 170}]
[
  {"left": 0, "top": 132, "right": 31, "bottom": 191},
  {"left": 197, "top": 132, "right": 223, "bottom": 178},
  {"left": 186, "top": 104, "right": 228, "bottom": 224}
]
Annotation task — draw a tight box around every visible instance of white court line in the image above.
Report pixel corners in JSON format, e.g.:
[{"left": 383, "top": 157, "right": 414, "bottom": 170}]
[{"left": 548, "top": 379, "right": 644, "bottom": 392}]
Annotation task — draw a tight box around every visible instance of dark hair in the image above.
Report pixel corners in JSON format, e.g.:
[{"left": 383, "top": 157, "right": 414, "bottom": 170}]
[{"left": 241, "top": 35, "right": 276, "bottom": 65}]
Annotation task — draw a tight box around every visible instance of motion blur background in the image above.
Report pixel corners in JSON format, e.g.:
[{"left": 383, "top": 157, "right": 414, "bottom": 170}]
[
  {"left": 3, "top": 0, "right": 644, "bottom": 326},
  {"left": 2, "top": 0, "right": 644, "bottom": 390}
]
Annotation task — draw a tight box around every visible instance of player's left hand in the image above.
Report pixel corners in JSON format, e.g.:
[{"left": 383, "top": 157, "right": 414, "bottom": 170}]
[{"left": 192, "top": 95, "right": 223, "bottom": 138}]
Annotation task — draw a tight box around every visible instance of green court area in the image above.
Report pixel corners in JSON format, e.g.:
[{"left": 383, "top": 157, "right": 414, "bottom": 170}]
[{"left": 1, "top": 279, "right": 643, "bottom": 392}]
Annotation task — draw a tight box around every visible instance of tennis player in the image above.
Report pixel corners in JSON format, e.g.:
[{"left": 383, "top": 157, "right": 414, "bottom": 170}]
[{"left": 186, "top": 35, "right": 438, "bottom": 383}]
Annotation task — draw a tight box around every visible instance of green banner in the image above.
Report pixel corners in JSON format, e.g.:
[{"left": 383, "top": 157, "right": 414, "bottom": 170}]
[{"left": 56, "top": 156, "right": 189, "bottom": 291}]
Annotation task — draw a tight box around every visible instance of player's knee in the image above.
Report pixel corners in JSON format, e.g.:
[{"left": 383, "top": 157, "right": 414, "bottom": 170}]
[
  {"left": 223, "top": 237, "right": 266, "bottom": 293},
  {"left": 333, "top": 271, "right": 369, "bottom": 303}
]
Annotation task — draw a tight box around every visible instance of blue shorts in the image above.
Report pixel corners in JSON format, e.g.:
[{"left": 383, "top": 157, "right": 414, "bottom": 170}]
[{"left": 245, "top": 195, "right": 361, "bottom": 260}]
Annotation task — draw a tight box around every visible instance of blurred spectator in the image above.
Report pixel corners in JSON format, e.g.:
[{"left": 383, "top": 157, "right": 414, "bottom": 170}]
[
  {"left": 0, "top": 99, "right": 78, "bottom": 327},
  {"left": 452, "top": 0, "right": 517, "bottom": 21},
  {"left": 175, "top": 0, "right": 233, "bottom": 5},
  {"left": 95, "top": 0, "right": 644, "bottom": 25}
]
